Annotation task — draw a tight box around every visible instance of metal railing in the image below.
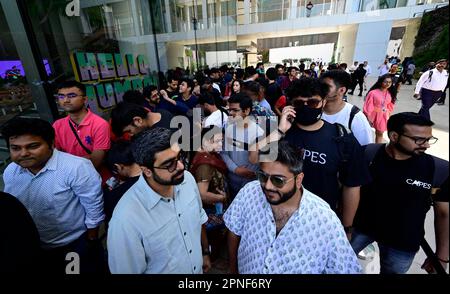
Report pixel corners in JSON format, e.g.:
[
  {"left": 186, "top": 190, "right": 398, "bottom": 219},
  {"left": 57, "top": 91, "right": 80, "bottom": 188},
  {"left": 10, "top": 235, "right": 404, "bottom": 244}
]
[{"left": 413, "top": 2, "right": 448, "bottom": 16}]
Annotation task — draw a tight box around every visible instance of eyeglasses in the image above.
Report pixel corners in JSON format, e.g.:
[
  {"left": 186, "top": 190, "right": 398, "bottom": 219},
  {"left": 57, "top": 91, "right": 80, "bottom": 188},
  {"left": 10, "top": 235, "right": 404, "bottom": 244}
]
[
  {"left": 256, "top": 170, "right": 296, "bottom": 189},
  {"left": 401, "top": 134, "right": 438, "bottom": 145},
  {"left": 153, "top": 150, "right": 186, "bottom": 173},
  {"left": 54, "top": 93, "right": 84, "bottom": 100},
  {"left": 292, "top": 98, "right": 323, "bottom": 109}
]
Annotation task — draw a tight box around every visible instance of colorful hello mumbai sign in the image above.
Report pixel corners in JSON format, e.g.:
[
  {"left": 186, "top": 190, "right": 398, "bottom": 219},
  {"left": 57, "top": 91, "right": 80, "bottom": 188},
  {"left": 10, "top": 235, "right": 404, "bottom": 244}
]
[{"left": 70, "top": 52, "right": 157, "bottom": 114}]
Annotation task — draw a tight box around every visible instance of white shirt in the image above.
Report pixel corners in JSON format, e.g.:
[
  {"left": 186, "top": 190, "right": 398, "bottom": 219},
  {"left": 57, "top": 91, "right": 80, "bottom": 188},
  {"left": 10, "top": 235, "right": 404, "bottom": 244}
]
[
  {"left": 107, "top": 172, "right": 208, "bottom": 274},
  {"left": 224, "top": 181, "right": 362, "bottom": 274},
  {"left": 378, "top": 64, "right": 389, "bottom": 76},
  {"left": 3, "top": 150, "right": 104, "bottom": 249},
  {"left": 322, "top": 102, "right": 374, "bottom": 146},
  {"left": 349, "top": 65, "right": 358, "bottom": 73},
  {"left": 204, "top": 109, "right": 228, "bottom": 128},
  {"left": 415, "top": 68, "right": 449, "bottom": 94},
  {"left": 212, "top": 82, "right": 221, "bottom": 93}
]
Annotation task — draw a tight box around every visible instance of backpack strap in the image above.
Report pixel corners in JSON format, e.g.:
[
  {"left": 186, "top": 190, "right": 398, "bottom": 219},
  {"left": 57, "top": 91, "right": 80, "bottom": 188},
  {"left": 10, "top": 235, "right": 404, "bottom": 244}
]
[
  {"left": 348, "top": 105, "right": 361, "bottom": 130},
  {"left": 68, "top": 120, "right": 92, "bottom": 155},
  {"left": 334, "top": 123, "right": 351, "bottom": 163},
  {"left": 364, "top": 143, "right": 383, "bottom": 166},
  {"left": 428, "top": 70, "right": 434, "bottom": 82}
]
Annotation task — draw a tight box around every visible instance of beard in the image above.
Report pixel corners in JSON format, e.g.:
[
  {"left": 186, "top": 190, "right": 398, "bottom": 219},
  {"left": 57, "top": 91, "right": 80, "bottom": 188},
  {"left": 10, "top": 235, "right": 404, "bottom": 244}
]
[
  {"left": 394, "top": 141, "right": 426, "bottom": 157},
  {"left": 152, "top": 169, "right": 185, "bottom": 186},
  {"left": 263, "top": 183, "right": 298, "bottom": 206}
]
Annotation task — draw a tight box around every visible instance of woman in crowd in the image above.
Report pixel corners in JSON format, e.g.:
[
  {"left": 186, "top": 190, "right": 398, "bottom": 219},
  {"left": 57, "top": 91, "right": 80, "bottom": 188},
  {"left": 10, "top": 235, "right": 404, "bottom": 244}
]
[
  {"left": 363, "top": 74, "right": 397, "bottom": 143},
  {"left": 230, "top": 79, "right": 243, "bottom": 96},
  {"left": 190, "top": 126, "right": 229, "bottom": 263}
]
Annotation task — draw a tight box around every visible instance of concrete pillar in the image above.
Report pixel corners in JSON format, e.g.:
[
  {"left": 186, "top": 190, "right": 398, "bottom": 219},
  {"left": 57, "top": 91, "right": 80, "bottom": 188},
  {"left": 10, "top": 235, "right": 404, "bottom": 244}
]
[
  {"left": 290, "top": 0, "right": 298, "bottom": 19},
  {"left": 244, "top": 0, "right": 250, "bottom": 24},
  {"left": 406, "top": 0, "right": 417, "bottom": 6},
  {"left": 399, "top": 18, "right": 421, "bottom": 59},
  {"left": 353, "top": 20, "right": 392, "bottom": 76},
  {"left": 216, "top": 0, "right": 222, "bottom": 26},
  {"left": 130, "top": 0, "right": 141, "bottom": 36},
  {"left": 184, "top": 4, "right": 191, "bottom": 31},
  {"left": 336, "top": 25, "right": 358, "bottom": 65},
  {"left": 202, "top": 0, "right": 208, "bottom": 29}
]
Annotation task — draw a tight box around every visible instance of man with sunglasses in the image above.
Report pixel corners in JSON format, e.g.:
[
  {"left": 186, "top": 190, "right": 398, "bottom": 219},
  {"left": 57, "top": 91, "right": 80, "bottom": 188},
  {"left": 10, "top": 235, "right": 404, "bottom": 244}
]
[
  {"left": 224, "top": 141, "right": 361, "bottom": 274},
  {"left": 52, "top": 81, "right": 110, "bottom": 173},
  {"left": 277, "top": 78, "right": 369, "bottom": 239},
  {"left": 107, "top": 128, "right": 211, "bottom": 274},
  {"left": 351, "top": 112, "right": 448, "bottom": 274}
]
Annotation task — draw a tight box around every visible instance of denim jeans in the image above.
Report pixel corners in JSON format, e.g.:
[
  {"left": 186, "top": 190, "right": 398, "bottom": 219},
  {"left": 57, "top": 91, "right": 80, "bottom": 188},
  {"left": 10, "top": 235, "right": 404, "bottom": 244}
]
[{"left": 351, "top": 230, "right": 417, "bottom": 274}]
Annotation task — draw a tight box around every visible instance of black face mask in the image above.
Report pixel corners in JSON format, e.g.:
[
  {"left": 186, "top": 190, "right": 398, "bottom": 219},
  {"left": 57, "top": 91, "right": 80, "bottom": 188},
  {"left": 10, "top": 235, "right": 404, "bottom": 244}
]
[{"left": 294, "top": 104, "right": 323, "bottom": 126}]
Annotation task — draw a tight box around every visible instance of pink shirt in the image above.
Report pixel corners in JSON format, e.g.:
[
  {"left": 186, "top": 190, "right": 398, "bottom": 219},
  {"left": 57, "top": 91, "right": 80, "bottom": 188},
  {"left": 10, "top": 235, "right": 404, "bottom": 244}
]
[{"left": 53, "top": 109, "right": 111, "bottom": 157}]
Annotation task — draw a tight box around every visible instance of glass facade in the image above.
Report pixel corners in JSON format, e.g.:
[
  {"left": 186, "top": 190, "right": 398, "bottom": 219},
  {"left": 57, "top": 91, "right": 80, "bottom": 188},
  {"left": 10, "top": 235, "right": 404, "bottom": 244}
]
[{"left": 0, "top": 0, "right": 447, "bottom": 128}]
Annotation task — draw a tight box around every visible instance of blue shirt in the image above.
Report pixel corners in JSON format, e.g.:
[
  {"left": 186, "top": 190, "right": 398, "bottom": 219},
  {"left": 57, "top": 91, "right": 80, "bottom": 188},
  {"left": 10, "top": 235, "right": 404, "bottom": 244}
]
[
  {"left": 3, "top": 149, "right": 104, "bottom": 249},
  {"left": 107, "top": 171, "right": 208, "bottom": 274}
]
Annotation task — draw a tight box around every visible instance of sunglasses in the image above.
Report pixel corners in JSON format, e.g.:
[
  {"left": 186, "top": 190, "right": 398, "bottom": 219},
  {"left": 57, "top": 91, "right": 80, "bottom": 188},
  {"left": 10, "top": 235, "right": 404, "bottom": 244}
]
[
  {"left": 153, "top": 150, "right": 186, "bottom": 173},
  {"left": 292, "top": 98, "right": 323, "bottom": 109},
  {"left": 256, "top": 170, "right": 296, "bottom": 189}
]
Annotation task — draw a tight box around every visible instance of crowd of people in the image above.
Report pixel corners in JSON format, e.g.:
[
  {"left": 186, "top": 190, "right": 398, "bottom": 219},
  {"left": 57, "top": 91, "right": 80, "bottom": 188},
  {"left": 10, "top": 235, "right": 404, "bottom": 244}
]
[{"left": 0, "top": 58, "right": 448, "bottom": 275}]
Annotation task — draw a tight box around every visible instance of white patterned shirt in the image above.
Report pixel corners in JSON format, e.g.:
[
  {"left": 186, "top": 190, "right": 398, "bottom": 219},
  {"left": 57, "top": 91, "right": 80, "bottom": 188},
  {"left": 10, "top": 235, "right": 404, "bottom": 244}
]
[
  {"left": 3, "top": 149, "right": 104, "bottom": 249},
  {"left": 224, "top": 181, "right": 362, "bottom": 274}
]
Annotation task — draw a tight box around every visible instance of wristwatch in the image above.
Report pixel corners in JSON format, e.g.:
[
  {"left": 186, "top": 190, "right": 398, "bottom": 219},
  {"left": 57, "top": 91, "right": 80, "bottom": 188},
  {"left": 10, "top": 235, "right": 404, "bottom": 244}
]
[
  {"left": 202, "top": 248, "right": 211, "bottom": 256},
  {"left": 344, "top": 226, "right": 354, "bottom": 234}
]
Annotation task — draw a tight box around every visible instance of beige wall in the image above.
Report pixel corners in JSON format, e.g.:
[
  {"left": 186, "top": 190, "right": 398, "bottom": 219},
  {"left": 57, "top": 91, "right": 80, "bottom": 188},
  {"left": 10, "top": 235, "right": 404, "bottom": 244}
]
[
  {"left": 336, "top": 25, "right": 358, "bottom": 65},
  {"left": 399, "top": 18, "right": 421, "bottom": 59}
]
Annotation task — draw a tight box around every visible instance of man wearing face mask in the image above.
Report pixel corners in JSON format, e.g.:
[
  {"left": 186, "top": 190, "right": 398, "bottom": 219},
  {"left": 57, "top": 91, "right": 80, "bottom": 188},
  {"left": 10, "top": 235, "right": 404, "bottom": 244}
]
[
  {"left": 224, "top": 141, "right": 361, "bottom": 274},
  {"left": 276, "top": 78, "right": 370, "bottom": 239},
  {"left": 352, "top": 112, "right": 448, "bottom": 274}
]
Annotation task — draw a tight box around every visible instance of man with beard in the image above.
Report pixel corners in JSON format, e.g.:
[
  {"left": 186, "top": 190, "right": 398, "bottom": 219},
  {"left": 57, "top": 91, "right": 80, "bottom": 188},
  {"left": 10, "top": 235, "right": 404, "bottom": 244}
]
[
  {"left": 143, "top": 85, "right": 190, "bottom": 116},
  {"left": 2, "top": 118, "right": 105, "bottom": 273},
  {"left": 276, "top": 78, "right": 369, "bottom": 239},
  {"left": 52, "top": 81, "right": 110, "bottom": 172},
  {"left": 320, "top": 70, "right": 373, "bottom": 146},
  {"left": 224, "top": 141, "right": 361, "bottom": 274},
  {"left": 107, "top": 128, "right": 211, "bottom": 274},
  {"left": 110, "top": 102, "right": 174, "bottom": 138},
  {"left": 351, "top": 112, "right": 449, "bottom": 274}
]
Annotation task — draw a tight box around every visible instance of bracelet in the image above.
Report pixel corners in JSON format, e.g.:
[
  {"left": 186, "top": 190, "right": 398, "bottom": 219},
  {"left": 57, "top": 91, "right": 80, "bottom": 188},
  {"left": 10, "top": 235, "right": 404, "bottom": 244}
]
[{"left": 437, "top": 257, "right": 449, "bottom": 263}]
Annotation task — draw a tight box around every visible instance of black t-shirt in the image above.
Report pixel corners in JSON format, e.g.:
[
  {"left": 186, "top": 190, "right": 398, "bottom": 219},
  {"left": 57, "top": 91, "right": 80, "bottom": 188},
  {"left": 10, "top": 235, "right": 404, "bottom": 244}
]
[
  {"left": 151, "top": 109, "right": 174, "bottom": 130},
  {"left": 0, "top": 192, "right": 41, "bottom": 273},
  {"left": 354, "top": 146, "right": 449, "bottom": 252},
  {"left": 284, "top": 121, "right": 369, "bottom": 209},
  {"left": 103, "top": 176, "right": 140, "bottom": 223},
  {"left": 435, "top": 177, "right": 449, "bottom": 202}
]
